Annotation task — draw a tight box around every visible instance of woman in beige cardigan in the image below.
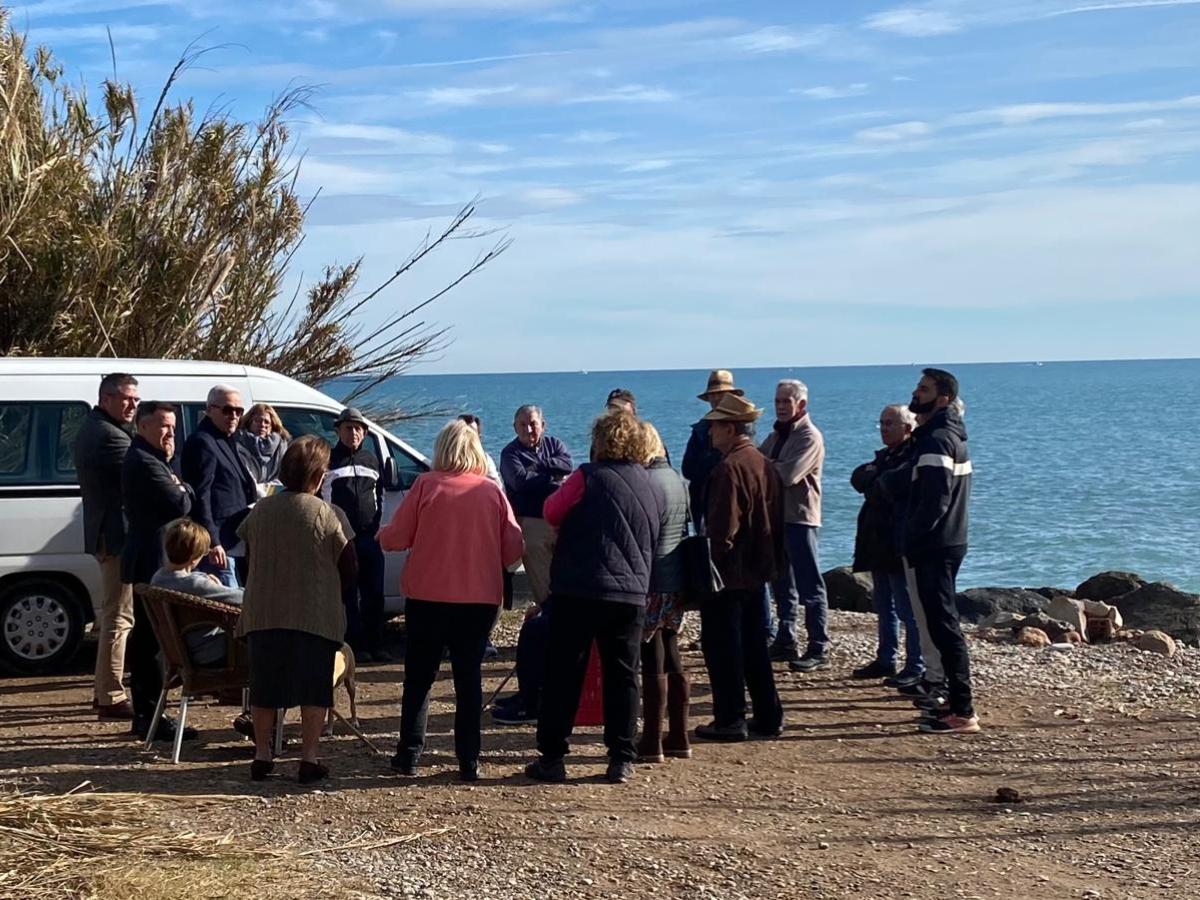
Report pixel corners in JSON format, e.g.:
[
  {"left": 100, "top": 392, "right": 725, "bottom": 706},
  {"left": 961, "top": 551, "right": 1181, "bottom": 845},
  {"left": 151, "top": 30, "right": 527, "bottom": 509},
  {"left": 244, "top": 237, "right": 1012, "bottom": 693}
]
[{"left": 236, "top": 436, "right": 356, "bottom": 784}]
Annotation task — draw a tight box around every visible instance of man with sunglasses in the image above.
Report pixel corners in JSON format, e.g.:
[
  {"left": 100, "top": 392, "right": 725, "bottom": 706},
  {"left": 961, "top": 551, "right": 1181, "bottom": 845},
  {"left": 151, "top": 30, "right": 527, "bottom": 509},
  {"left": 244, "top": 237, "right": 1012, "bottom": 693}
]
[{"left": 181, "top": 384, "right": 258, "bottom": 588}]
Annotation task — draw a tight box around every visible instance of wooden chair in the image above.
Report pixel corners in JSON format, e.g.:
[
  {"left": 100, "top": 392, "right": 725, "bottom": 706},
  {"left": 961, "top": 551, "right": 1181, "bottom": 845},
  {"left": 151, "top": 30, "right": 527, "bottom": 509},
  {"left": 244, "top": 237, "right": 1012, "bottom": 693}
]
[{"left": 134, "top": 584, "right": 247, "bottom": 764}]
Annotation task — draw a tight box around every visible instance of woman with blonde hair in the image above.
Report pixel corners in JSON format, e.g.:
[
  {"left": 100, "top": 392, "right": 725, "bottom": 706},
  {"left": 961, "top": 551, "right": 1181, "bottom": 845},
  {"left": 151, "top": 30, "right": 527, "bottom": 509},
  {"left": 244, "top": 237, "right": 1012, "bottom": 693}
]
[
  {"left": 524, "top": 409, "right": 667, "bottom": 785},
  {"left": 236, "top": 436, "right": 356, "bottom": 784},
  {"left": 236, "top": 403, "right": 290, "bottom": 494},
  {"left": 635, "top": 422, "right": 692, "bottom": 763},
  {"left": 377, "top": 419, "right": 525, "bottom": 781}
]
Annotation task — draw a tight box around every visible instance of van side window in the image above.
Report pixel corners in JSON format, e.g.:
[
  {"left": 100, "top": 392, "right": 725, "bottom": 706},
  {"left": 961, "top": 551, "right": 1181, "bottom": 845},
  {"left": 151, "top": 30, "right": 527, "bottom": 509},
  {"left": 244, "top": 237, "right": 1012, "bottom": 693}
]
[
  {"left": 55, "top": 405, "right": 89, "bottom": 475},
  {"left": 0, "top": 405, "right": 33, "bottom": 477},
  {"left": 387, "top": 442, "right": 426, "bottom": 490},
  {"left": 276, "top": 407, "right": 340, "bottom": 446}
]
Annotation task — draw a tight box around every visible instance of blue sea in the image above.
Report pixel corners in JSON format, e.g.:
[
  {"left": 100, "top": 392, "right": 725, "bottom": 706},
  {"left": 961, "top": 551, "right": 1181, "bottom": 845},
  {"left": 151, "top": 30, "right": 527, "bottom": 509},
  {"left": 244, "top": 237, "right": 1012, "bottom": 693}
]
[{"left": 341, "top": 359, "right": 1200, "bottom": 593}]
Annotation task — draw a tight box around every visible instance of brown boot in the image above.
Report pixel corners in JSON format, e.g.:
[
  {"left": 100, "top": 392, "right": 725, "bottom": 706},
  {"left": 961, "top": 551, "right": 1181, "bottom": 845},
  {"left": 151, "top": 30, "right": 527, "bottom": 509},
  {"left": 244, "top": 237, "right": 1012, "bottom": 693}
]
[
  {"left": 636, "top": 674, "right": 667, "bottom": 763},
  {"left": 663, "top": 672, "right": 692, "bottom": 759}
]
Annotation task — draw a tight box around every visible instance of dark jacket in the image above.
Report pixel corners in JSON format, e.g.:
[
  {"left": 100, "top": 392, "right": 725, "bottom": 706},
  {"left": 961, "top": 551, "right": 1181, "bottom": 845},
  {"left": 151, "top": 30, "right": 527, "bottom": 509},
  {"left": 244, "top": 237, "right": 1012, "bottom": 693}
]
[
  {"left": 323, "top": 442, "right": 384, "bottom": 538},
  {"left": 549, "top": 462, "right": 666, "bottom": 605},
  {"left": 499, "top": 435, "right": 573, "bottom": 519},
  {"left": 121, "top": 436, "right": 194, "bottom": 584},
  {"left": 181, "top": 417, "right": 257, "bottom": 549},
  {"left": 647, "top": 458, "right": 690, "bottom": 595},
  {"left": 706, "top": 438, "right": 787, "bottom": 590},
  {"left": 73, "top": 407, "right": 132, "bottom": 556},
  {"left": 850, "top": 440, "right": 914, "bottom": 574},
  {"left": 681, "top": 419, "right": 721, "bottom": 531},
  {"left": 884, "top": 407, "right": 971, "bottom": 559}
]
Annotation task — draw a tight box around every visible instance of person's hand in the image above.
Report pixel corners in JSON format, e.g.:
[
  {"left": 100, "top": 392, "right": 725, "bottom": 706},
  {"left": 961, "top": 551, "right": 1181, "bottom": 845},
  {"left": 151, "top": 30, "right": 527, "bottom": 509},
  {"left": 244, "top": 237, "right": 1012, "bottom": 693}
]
[
  {"left": 209, "top": 545, "right": 228, "bottom": 567},
  {"left": 205, "top": 573, "right": 222, "bottom": 585}
]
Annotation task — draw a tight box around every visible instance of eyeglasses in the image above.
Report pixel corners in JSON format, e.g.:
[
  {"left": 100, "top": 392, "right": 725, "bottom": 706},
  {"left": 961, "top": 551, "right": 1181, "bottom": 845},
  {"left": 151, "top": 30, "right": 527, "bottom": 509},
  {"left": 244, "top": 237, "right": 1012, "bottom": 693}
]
[{"left": 211, "top": 404, "right": 244, "bottom": 417}]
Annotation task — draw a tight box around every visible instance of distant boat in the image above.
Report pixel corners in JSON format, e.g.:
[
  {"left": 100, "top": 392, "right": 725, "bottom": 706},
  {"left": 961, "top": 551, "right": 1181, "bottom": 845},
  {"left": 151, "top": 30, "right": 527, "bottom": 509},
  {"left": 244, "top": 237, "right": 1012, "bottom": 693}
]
[{"left": 1035, "top": 362, "right": 1044, "bottom": 367}]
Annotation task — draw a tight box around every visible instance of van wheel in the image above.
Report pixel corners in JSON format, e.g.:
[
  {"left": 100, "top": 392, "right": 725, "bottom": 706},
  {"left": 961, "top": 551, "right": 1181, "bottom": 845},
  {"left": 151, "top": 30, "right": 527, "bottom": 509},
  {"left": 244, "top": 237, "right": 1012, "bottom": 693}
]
[{"left": 0, "top": 579, "right": 85, "bottom": 675}]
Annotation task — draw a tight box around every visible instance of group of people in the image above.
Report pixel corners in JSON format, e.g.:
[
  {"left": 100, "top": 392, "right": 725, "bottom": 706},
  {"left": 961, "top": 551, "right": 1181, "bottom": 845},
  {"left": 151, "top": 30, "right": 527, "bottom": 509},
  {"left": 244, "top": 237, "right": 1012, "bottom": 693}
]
[{"left": 73, "top": 363, "right": 977, "bottom": 786}]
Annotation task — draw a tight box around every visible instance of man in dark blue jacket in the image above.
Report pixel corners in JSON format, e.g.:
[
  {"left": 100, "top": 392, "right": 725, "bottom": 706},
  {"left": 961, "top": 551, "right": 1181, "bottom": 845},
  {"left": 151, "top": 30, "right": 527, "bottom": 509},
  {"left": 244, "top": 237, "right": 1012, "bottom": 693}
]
[
  {"left": 892, "top": 368, "right": 978, "bottom": 735},
  {"left": 323, "top": 407, "right": 389, "bottom": 661},
  {"left": 181, "top": 385, "right": 257, "bottom": 588}
]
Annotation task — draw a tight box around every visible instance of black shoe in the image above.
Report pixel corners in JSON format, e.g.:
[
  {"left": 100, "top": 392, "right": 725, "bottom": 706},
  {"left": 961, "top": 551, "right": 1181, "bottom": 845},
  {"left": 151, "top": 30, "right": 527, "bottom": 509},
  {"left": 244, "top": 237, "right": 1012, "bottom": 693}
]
[
  {"left": 747, "top": 718, "right": 784, "bottom": 738},
  {"left": 372, "top": 648, "right": 397, "bottom": 664},
  {"left": 852, "top": 660, "right": 898, "bottom": 679},
  {"left": 768, "top": 641, "right": 799, "bottom": 662},
  {"left": 483, "top": 642, "right": 499, "bottom": 660},
  {"left": 525, "top": 757, "right": 567, "bottom": 783},
  {"left": 884, "top": 672, "right": 924, "bottom": 688},
  {"left": 694, "top": 720, "right": 748, "bottom": 742},
  {"left": 492, "top": 704, "right": 537, "bottom": 726},
  {"left": 298, "top": 760, "right": 329, "bottom": 784},
  {"left": 250, "top": 759, "right": 274, "bottom": 781},
  {"left": 897, "top": 680, "right": 934, "bottom": 697},
  {"left": 788, "top": 653, "right": 830, "bottom": 673},
  {"left": 605, "top": 760, "right": 634, "bottom": 784},
  {"left": 356, "top": 649, "right": 376, "bottom": 664},
  {"left": 390, "top": 751, "right": 418, "bottom": 776},
  {"left": 232, "top": 712, "right": 255, "bottom": 740},
  {"left": 914, "top": 693, "right": 951, "bottom": 714},
  {"left": 459, "top": 761, "right": 480, "bottom": 782},
  {"left": 132, "top": 715, "right": 198, "bottom": 743}
]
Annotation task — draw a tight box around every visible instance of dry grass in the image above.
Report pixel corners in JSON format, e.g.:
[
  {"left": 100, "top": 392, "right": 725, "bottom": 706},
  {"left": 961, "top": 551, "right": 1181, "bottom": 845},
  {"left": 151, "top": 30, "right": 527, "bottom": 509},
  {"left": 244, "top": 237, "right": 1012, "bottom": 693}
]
[
  {"left": 0, "top": 10, "right": 507, "bottom": 410},
  {"left": 0, "top": 781, "right": 393, "bottom": 899}
]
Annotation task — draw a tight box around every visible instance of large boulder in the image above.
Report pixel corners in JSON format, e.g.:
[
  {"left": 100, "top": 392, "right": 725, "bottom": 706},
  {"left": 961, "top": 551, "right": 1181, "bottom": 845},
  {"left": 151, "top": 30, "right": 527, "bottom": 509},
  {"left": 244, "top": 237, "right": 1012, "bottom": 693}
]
[
  {"left": 1075, "top": 571, "right": 1146, "bottom": 602},
  {"left": 1135, "top": 630, "right": 1178, "bottom": 658},
  {"left": 955, "top": 588, "right": 1048, "bottom": 624},
  {"left": 1021, "top": 610, "right": 1080, "bottom": 643},
  {"left": 1031, "top": 586, "right": 1076, "bottom": 603},
  {"left": 1045, "top": 596, "right": 1089, "bottom": 642},
  {"left": 1109, "top": 582, "right": 1200, "bottom": 644},
  {"left": 824, "top": 567, "right": 874, "bottom": 613}
]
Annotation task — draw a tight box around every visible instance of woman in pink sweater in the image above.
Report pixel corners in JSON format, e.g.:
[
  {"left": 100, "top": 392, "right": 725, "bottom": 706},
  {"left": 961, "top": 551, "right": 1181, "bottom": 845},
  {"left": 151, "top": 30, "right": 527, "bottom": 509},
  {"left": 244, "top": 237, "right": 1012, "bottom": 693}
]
[{"left": 377, "top": 420, "right": 524, "bottom": 781}]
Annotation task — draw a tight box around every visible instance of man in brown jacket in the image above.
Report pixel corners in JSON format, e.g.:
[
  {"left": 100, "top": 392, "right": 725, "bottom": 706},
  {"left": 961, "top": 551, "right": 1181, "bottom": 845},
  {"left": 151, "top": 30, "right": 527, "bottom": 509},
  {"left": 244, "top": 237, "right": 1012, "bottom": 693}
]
[
  {"left": 695, "top": 393, "right": 787, "bottom": 743},
  {"left": 759, "top": 378, "right": 829, "bottom": 669}
]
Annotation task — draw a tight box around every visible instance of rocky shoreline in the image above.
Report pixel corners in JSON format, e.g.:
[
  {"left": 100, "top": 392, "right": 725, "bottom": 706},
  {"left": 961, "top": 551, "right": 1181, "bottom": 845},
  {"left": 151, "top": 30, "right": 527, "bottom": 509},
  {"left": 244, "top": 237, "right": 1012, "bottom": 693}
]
[{"left": 825, "top": 568, "right": 1200, "bottom": 654}]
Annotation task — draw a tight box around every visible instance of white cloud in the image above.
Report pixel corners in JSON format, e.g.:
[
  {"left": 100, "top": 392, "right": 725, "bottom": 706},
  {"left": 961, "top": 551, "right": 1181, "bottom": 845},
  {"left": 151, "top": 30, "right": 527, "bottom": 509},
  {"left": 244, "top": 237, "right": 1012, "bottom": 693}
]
[
  {"left": 730, "top": 25, "right": 833, "bottom": 54},
  {"left": 1048, "top": 0, "right": 1200, "bottom": 16},
  {"left": 864, "top": 7, "right": 961, "bottom": 36},
  {"left": 476, "top": 142, "right": 512, "bottom": 154},
  {"left": 622, "top": 160, "right": 674, "bottom": 173},
  {"left": 953, "top": 94, "right": 1200, "bottom": 126},
  {"left": 409, "top": 84, "right": 518, "bottom": 107},
  {"left": 22, "top": 24, "right": 161, "bottom": 43},
  {"left": 305, "top": 122, "right": 457, "bottom": 154},
  {"left": 795, "top": 83, "right": 870, "bottom": 100},
  {"left": 296, "top": 158, "right": 398, "bottom": 193},
  {"left": 568, "top": 84, "right": 677, "bottom": 104},
  {"left": 564, "top": 130, "right": 622, "bottom": 144},
  {"left": 520, "top": 187, "right": 583, "bottom": 209},
  {"left": 1123, "top": 117, "right": 1167, "bottom": 130},
  {"left": 856, "top": 120, "right": 931, "bottom": 142}
]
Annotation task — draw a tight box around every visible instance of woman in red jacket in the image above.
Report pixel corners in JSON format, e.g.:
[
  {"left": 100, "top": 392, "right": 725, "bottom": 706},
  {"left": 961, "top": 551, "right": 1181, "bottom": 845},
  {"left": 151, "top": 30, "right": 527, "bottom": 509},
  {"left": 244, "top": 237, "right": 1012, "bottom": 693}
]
[{"left": 377, "top": 420, "right": 524, "bottom": 781}]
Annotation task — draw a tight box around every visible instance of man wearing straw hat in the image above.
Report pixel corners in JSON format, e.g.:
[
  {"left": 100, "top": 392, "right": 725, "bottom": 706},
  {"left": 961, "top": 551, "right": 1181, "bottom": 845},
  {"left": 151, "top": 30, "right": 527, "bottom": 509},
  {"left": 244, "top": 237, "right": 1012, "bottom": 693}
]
[
  {"left": 681, "top": 370, "right": 744, "bottom": 532},
  {"left": 694, "top": 392, "right": 787, "bottom": 742}
]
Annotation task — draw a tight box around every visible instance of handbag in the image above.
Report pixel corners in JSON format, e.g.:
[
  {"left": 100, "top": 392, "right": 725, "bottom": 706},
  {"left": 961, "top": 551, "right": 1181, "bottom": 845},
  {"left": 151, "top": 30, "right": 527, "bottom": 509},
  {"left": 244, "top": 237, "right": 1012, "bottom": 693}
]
[{"left": 679, "top": 533, "right": 724, "bottom": 610}]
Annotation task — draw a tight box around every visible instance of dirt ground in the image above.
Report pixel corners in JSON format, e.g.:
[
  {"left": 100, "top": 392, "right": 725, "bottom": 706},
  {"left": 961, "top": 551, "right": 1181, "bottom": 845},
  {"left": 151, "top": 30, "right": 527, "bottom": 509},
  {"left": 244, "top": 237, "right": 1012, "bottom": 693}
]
[{"left": 2, "top": 612, "right": 1198, "bottom": 899}]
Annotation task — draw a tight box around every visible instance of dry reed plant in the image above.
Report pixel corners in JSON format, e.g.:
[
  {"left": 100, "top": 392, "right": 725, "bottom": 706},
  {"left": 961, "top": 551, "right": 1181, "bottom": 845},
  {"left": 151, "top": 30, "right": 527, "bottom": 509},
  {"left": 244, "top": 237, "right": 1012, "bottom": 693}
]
[
  {"left": 0, "top": 781, "right": 448, "bottom": 898},
  {"left": 0, "top": 11, "right": 508, "bottom": 416}
]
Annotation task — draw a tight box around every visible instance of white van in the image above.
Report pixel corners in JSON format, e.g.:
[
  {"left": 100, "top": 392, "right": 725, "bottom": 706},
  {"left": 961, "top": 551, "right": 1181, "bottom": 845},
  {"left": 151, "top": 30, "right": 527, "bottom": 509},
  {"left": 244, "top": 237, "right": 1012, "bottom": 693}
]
[{"left": 0, "top": 357, "right": 429, "bottom": 675}]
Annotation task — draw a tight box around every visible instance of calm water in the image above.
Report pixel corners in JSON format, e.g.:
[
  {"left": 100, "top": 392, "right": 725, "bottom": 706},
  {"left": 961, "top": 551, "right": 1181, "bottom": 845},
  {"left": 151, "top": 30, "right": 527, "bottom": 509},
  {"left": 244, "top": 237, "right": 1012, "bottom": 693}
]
[{"left": 337, "top": 359, "right": 1200, "bottom": 592}]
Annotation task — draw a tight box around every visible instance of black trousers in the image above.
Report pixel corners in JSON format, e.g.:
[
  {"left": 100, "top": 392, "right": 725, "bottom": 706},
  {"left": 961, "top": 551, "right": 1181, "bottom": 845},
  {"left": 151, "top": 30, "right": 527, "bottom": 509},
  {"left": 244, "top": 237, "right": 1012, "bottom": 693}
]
[
  {"left": 701, "top": 587, "right": 782, "bottom": 728},
  {"left": 515, "top": 600, "right": 553, "bottom": 712},
  {"left": 536, "top": 595, "right": 644, "bottom": 764},
  {"left": 910, "top": 546, "right": 974, "bottom": 717},
  {"left": 398, "top": 598, "right": 496, "bottom": 764},
  {"left": 641, "top": 628, "right": 683, "bottom": 676},
  {"left": 349, "top": 534, "right": 387, "bottom": 650},
  {"left": 127, "top": 594, "right": 162, "bottom": 719}
]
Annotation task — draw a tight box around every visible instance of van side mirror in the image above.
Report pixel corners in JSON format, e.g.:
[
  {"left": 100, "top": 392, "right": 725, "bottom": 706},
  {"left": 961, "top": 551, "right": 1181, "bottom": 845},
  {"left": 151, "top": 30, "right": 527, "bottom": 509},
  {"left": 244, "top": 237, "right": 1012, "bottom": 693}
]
[{"left": 382, "top": 457, "right": 400, "bottom": 491}]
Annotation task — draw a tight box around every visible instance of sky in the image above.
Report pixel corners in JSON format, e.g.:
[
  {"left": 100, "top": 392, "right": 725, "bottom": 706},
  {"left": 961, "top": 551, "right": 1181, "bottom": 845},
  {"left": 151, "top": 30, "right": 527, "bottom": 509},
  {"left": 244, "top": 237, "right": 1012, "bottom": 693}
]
[{"left": 7, "top": 0, "right": 1200, "bottom": 373}]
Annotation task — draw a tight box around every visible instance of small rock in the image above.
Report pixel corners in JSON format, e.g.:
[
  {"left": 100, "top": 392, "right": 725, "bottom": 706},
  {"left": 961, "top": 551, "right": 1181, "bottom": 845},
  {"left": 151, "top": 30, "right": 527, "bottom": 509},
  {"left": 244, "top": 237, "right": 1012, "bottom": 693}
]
[
  {"left": 1136, "top": 630, "right": 1177, "bottom": 658},
  {"left": 993, "top": 787, "right": 1022, "bottom": 803},
  {"left": 818, "top": 842, "right": 830, "bottom": 850},
  {"left": 1016, "top": 627, "right": 1051, "bottom": 648}
]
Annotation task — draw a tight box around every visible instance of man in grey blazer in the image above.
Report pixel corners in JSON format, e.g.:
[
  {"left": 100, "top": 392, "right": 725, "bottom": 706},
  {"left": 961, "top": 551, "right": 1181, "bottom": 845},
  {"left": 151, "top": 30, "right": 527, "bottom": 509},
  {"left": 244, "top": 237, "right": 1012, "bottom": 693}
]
[{"left": 73, "top": 372, "right": 139, "bottom": 719}]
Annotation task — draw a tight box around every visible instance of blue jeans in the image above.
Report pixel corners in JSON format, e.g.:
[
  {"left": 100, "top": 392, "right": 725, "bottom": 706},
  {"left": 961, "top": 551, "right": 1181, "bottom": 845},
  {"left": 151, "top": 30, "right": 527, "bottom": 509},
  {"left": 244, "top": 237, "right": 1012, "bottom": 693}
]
[
  {"left": 200, "top": 554, "right": 239, "bottom": 589},
  {"left": 872, "top": 570, "right": 923, "bottom": 674},
  {"left": 771, "top": 524, "right": 828, "bottom": 654}
]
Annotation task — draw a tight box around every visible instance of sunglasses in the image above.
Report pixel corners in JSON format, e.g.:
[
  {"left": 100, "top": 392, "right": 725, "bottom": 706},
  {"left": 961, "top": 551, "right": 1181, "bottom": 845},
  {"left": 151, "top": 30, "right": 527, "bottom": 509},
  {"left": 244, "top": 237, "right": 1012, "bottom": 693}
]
[{"left": 211, "top": 404, "right": 245, "bottom": 417}]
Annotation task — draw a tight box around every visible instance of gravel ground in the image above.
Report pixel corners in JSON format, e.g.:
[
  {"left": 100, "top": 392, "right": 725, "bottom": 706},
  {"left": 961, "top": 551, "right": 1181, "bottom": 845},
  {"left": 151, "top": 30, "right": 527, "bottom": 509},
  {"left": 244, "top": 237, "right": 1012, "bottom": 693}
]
[{"left": 3, "top": 610, "right": 1198, "bottom": 899}]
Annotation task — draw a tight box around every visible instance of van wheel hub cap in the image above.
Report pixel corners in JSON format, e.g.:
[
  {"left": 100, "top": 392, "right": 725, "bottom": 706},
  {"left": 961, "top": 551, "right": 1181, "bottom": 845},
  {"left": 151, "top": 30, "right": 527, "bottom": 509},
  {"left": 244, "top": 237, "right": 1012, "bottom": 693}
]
[{"left": 4, "top": 595, "right": 70, "bottom": 661}]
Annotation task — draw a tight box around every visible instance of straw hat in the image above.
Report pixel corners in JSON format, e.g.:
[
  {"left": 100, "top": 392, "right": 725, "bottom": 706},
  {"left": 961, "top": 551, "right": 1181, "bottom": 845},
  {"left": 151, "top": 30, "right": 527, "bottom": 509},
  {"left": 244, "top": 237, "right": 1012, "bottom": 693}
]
[
  {"left": 697, "top": 369, "right": 745, "bottom": 401},
  {"left": 702, "top": 393, "right": 763, "bottom": 423}
]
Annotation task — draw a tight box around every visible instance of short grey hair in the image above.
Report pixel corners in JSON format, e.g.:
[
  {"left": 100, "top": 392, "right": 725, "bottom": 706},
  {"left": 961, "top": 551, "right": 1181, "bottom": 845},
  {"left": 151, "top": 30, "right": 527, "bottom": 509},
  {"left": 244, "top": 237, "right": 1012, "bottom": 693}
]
[
  {"left": 207, "top": 384, "right": 240, "bottom": 406},
  {"left": 514, "top": 404, "right": 543, "bottom": 423},
  {"left": 776, "top": 379, "right": 808, "bottom": 401},
  {"left": 882, "top": 403, "right": 917, "bottom": 428}
]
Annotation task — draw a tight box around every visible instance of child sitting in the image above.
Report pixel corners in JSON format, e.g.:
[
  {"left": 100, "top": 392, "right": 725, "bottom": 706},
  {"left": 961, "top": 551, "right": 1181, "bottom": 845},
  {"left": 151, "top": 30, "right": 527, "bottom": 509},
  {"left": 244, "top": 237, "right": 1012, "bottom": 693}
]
[{"left": 151, "top": 517, "right": 243, "bottom": 667}]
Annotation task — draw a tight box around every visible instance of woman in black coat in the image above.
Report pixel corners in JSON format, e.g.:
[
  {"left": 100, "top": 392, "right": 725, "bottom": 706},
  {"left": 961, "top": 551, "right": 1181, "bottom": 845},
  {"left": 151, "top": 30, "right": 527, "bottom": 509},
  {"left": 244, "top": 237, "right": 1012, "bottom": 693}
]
[{"left": 121, "top": 401, "right": 195, "bottom": 741}]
